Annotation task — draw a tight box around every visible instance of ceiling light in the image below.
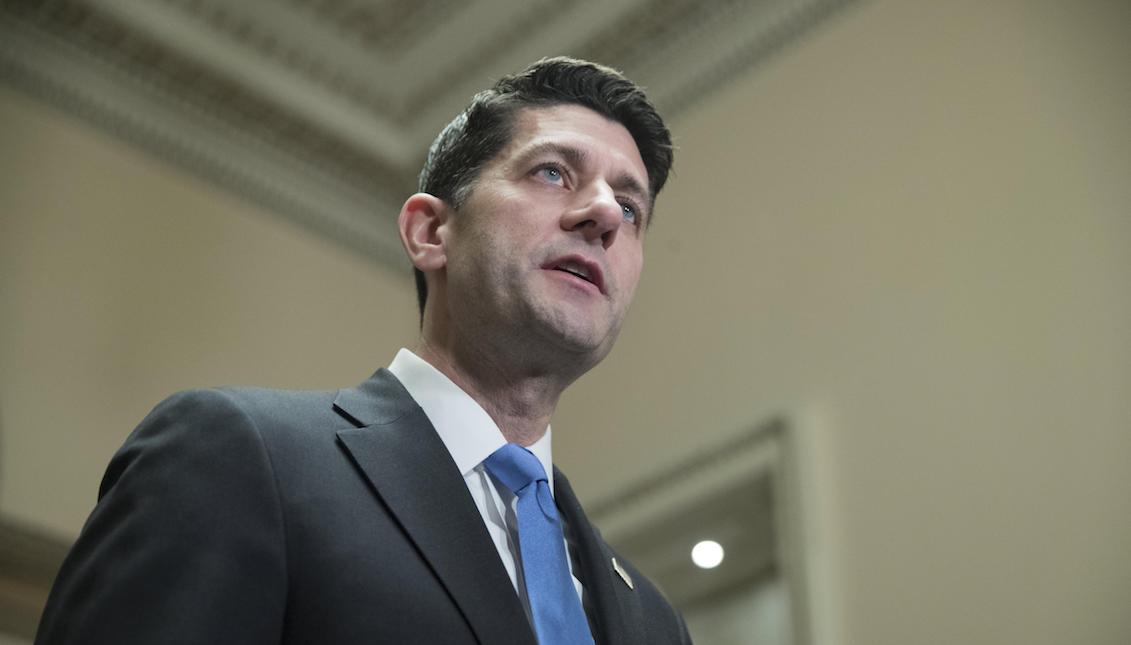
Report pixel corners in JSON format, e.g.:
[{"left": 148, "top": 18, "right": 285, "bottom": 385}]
[{"left": 691, "top": 540, "right": 724, "bottom": 569}]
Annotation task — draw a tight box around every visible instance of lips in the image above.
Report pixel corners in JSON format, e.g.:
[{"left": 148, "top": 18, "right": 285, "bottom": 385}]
[{"left": 543, "top": 255, "right": 606, "bottom": 294}]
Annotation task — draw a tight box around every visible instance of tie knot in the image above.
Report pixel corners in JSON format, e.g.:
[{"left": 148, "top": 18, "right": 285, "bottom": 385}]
[{"left": 484, "top": 443, "right": 547, "bottom": 495}]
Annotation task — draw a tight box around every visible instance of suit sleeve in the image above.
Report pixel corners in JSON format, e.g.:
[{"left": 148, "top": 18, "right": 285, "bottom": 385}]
[{"left": 36, "top": 389, "right": 288, "bottom": 645}]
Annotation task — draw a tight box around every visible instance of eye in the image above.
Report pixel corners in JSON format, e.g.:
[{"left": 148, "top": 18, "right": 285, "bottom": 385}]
[
  {"left": 620, "top": 202, "right": 637, "bottom": 224},
  {"left": 534, "top": 164, "right": 566, "bottom": 185}
]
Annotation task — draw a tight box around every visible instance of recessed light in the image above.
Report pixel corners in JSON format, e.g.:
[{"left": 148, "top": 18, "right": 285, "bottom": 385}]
[{"left": 691, "top": 540, "right": 724, "bottom": 569}]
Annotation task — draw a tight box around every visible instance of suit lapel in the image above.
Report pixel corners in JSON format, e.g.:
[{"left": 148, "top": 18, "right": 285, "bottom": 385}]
[
  {"left": 554, "top": 468, "right": 643, "bottom": 645},
  {"left": 333, "top": 370, "right": 536, "bottom": 645}
]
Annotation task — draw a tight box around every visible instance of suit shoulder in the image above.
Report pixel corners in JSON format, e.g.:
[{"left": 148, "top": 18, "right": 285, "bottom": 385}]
[
  {"left": 143, "top": 385, "right": 343, "bottom": 435},
  {"left": 209, "top": 384, "right": 337, "bottom": 419},
  {"left": 41, "top": 388, "right": 291, "bottom": 644},
  {"left": 108, "top": 386, "right": 344, "bottom": 491}
]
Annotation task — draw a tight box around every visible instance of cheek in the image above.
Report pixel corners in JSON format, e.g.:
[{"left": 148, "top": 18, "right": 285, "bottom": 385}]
[
  {"left": 463, "top": 230, "right": 528, "bottom": 294},
  {"left": 614, "top": 251, "right": 644, "bottom": 299}
]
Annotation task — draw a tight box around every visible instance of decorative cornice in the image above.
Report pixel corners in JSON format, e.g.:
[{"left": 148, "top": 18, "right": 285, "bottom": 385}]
[
  {"left": 1, "top": 1, "right": 410, "bottom": 268},
  {"left": 0, "top": 0, "right": 855, "bottom": 270},
  {"left": 392, "top": 0, "right": 584, "bottom": 122},
  {"left": 290, "top": 0, "right": 461, "bottom": 59}
]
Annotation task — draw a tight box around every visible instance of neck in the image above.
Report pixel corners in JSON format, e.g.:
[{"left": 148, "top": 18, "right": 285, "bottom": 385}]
[{"left": 414, "top": 338, "right": 571, "bottom": 447}]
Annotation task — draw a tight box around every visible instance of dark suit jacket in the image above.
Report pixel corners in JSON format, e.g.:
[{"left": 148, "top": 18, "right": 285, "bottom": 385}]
[{"left": 37, "top": 369, "right": 691, "bottom": 644}]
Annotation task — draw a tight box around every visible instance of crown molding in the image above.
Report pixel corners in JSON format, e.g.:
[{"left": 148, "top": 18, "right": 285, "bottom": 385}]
[{"left": 1, "top": 0, "right": 854, "bottom": 269}]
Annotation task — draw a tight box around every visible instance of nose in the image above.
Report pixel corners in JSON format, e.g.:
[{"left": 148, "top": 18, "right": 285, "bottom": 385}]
[{"left": 561, "top": 183, "right": 623, "bottom": 249}]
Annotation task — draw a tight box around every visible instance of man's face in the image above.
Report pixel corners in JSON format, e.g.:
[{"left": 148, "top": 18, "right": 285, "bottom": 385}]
[{"left": 440, "top": 104, "right": 651, "bottom": 368}]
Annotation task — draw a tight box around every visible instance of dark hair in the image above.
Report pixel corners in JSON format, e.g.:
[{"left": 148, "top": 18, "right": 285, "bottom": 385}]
[{"left": 411, "top": 56, "right": 674, "bottom": 318}]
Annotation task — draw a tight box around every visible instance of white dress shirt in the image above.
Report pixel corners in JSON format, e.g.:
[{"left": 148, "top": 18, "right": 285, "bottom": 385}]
[{"left": 387, "top": 348, "right": 585, "bottom": 617}]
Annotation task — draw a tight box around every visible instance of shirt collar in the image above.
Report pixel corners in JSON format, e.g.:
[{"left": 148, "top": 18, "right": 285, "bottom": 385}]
[{"left": 388, "top": 348, "right": 555, "bottom": 490}]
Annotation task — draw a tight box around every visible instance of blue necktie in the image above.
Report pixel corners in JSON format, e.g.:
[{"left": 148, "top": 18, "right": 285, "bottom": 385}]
[{"left": 485, "top": 443, "right": 595, "bottom": 645}]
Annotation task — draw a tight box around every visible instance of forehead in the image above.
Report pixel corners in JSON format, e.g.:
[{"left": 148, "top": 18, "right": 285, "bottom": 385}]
[{"left": 499, "top": 105, "right": 648, "bottom": 185}]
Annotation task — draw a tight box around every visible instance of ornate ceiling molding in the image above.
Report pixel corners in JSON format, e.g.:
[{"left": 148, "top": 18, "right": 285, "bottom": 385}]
[{"left": 1, "top": 0, "right": 854, "bottom": 269}]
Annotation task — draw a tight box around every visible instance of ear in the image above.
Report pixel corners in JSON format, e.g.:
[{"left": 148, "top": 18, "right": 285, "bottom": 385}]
[{"left": 397, "top": 193, "right": 449, "bottom": 272}]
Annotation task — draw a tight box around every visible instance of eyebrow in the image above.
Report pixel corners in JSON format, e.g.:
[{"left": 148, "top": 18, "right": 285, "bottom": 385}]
[{"left": 516, "top": 141, "right": 653, "bottom": 219}]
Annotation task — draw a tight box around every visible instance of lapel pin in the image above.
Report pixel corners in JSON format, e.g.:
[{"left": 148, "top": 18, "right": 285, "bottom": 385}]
[{"left": 611, "top": 557, "right": 634, "bottom": 590}]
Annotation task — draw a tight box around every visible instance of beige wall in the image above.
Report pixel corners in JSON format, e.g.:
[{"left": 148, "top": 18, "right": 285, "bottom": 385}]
[
  {"left": 554, "top": 0, "right": 1131, "bottom": 643},
  {"left": 0, "top": 86, "right": 419, "bottom": 535},
  {"left": 2, "top": 0, "right": 1129, "bottom": 643}
]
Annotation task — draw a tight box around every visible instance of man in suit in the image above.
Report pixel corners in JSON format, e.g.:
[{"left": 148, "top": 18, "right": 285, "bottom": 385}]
[{"left": 37, "top": 57, "right": 690, "bottom": 644}]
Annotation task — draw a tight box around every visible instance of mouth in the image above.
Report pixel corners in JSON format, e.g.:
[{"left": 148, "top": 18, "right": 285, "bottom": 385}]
[{"left": 544, "top": 255, "right": 606, "bottom": 294}]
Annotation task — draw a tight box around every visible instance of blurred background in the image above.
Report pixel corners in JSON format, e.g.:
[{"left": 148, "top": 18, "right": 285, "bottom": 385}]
[{"left": 1, "top": 0, "right": 1129, "bottom": 643}]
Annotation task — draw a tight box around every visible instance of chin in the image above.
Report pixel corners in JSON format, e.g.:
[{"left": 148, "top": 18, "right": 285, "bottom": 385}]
[
  {"left": 521, "top": 299, "right": 623, "bottom": 359},
  {"left": 553, "top": 321, "right": 622, "bottom": 363}
]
